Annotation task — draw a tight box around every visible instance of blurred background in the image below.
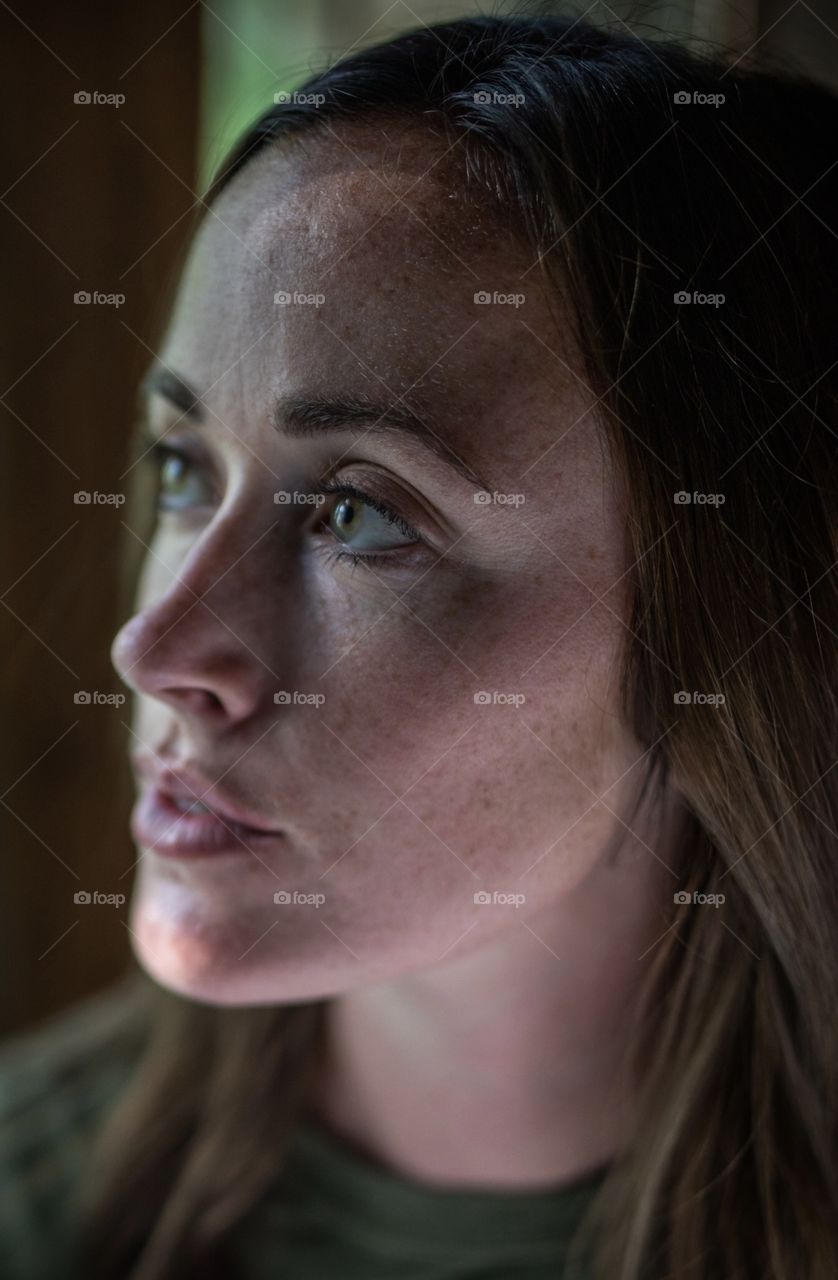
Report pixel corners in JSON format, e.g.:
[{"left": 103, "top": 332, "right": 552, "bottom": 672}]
[{"left": 2, "top": 0, "right": 836, "bottom": 1038}]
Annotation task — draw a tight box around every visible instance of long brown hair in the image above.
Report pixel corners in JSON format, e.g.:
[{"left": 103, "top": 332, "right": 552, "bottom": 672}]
[{"left": 80, "top": 13, "right": 838, "bottom": 1279}]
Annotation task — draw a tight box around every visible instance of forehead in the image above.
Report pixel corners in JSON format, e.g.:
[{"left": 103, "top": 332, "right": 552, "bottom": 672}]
[
  {"left": 202, "top": 118, "right": 508, "bottom": 288},
  {"left": 163, "top": 120, "right": 596, "bottom": 485}
]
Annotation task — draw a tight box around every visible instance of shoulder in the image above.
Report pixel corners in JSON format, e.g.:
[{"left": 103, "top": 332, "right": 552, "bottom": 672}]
[{"left": 0, "top": 974, "right": 152, "bottom": 1280}]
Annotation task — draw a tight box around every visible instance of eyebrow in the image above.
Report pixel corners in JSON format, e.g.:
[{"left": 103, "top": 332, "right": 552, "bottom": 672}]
[
  {"left": 275, "top": 392, "right": 488, "bottom": 491},
  {"left": 140, "top": 366, "right": 202, "bottom": 419},
  {"left": 141, "top": 364, "right": 489, "bottom": 491}
]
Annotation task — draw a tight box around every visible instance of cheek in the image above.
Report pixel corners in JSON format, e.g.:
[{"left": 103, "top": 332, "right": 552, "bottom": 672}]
[{"left": 302, "top": 566, "right": 635, "bottom": 903}]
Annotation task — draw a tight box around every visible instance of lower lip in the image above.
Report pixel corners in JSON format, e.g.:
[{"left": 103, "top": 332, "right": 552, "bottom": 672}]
[{"left": 131, "top": 786, "right": 282, "bottom": 859}]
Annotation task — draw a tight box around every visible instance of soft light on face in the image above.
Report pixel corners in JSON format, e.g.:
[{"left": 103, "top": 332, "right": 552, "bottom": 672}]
[{"left": 111, "top": 123, "right": 650, "bottom": 1006}]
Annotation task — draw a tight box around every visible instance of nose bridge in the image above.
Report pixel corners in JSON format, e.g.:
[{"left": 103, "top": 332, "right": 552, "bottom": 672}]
[{"left": 111, "top": 502, "right": 281, "bottom": 708}]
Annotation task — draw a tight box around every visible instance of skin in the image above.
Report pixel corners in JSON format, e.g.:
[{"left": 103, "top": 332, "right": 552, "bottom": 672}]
[{"left": 111, "top": 120, "right": 687, "bottom": 1187}]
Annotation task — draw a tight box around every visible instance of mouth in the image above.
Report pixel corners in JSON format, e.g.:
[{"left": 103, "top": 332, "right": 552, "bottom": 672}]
[{"left": 130, "top": 758, "right": 284, "bottom": 859}]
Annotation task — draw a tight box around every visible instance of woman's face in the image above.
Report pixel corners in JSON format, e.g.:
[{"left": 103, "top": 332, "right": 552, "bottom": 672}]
[{"left": 112, "top": 124, "right": 650, "bottom": 1005}]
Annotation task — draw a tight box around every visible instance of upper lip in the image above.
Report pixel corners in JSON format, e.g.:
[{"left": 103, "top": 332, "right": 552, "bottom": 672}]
[{"left": 132, "top": 753, "right": 281, "bottom": 833}]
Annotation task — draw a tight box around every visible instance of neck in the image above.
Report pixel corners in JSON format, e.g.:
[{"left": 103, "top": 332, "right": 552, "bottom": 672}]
[{"left": 309, "top": 811, "right": 681, "bottom": 1190}]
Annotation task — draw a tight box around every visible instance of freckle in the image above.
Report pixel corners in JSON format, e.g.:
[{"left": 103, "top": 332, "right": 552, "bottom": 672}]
[{"left": 587, "top": 546, "right": 598, "bottom": 559}]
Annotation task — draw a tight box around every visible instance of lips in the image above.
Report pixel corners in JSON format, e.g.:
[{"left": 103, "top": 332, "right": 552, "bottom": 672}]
[{"left": 130, "top": 755, "right": 283, "bottom": 858}]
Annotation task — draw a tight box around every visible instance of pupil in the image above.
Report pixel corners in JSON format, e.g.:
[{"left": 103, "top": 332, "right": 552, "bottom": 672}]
[{"left": 334, "top": 497, "right": 360, "bottom": 533}]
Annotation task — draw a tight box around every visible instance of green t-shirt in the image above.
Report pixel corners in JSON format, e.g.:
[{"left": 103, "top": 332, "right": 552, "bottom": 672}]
[{"left": 0, "top": 980, "right": 605, "bottom": 1279}]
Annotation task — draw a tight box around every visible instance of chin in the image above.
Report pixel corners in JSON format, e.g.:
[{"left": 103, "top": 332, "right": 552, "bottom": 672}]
[{"left": 126, "top": 893, "right": 361, "bottom": 1006}]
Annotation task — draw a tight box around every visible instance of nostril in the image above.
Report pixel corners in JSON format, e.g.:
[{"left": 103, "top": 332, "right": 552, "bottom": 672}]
[
  {"left": 108, "top": 591, "right": 268, "bottom": 723},
  {"left": 163, "top": 688, "right": 223, "bottom": 714}
]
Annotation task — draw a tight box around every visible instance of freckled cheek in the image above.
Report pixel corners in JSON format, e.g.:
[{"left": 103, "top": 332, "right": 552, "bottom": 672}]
[
  {"left": 306, "top": 577, "right": 510, "bottom": 764},
  {"left": 312, "top": 651, "right": 470, "bottom": 796},
  {"left": 304, "top": 620, "right": 522, "bottom": 833},
  {"left": 298, "top": 573, "right": 631, "bottom": 880},
  {"left": 306, "top": 571, "right": 589, "bottom": 758}
]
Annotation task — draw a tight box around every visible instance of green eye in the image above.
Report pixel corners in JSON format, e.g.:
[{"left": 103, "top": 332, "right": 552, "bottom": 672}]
[
  {"left": 148, "top": 441, "right": 209, "bottom": 510},
  {"left": 332, "top": 495, "right": 371, "bottom": 541},
  {"left": 160, "top": 453, "right": 189, "bottom": 495},
  {"left": 325, "top": 486, "right": 417, "bottom": 553}
]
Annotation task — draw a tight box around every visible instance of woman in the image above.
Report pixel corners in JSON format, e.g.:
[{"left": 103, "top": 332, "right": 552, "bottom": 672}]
[{"left": 1, "top": 12, "right": 836, "bottom": 1280}]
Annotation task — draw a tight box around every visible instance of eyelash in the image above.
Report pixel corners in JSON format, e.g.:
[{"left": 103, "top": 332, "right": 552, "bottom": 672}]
[
  {"left": 315, "top": 479, "right": 418, "bottom": 569},
  {"left": 139, "top": 434, "right": 420, "bottom": 569}
]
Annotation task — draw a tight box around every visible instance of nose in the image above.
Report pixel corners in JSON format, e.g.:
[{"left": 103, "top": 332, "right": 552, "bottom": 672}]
[{"left": 111, "top": 522, "right": 278, "bottom": 726}]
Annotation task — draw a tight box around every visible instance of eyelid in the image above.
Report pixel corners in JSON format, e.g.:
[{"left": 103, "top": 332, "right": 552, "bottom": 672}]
[
  {"left": 139, "top": 420, "right": 202, "bottom": 452},
  {"left": 137, "top": 427, "right": 222, "bottom": 507}
]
